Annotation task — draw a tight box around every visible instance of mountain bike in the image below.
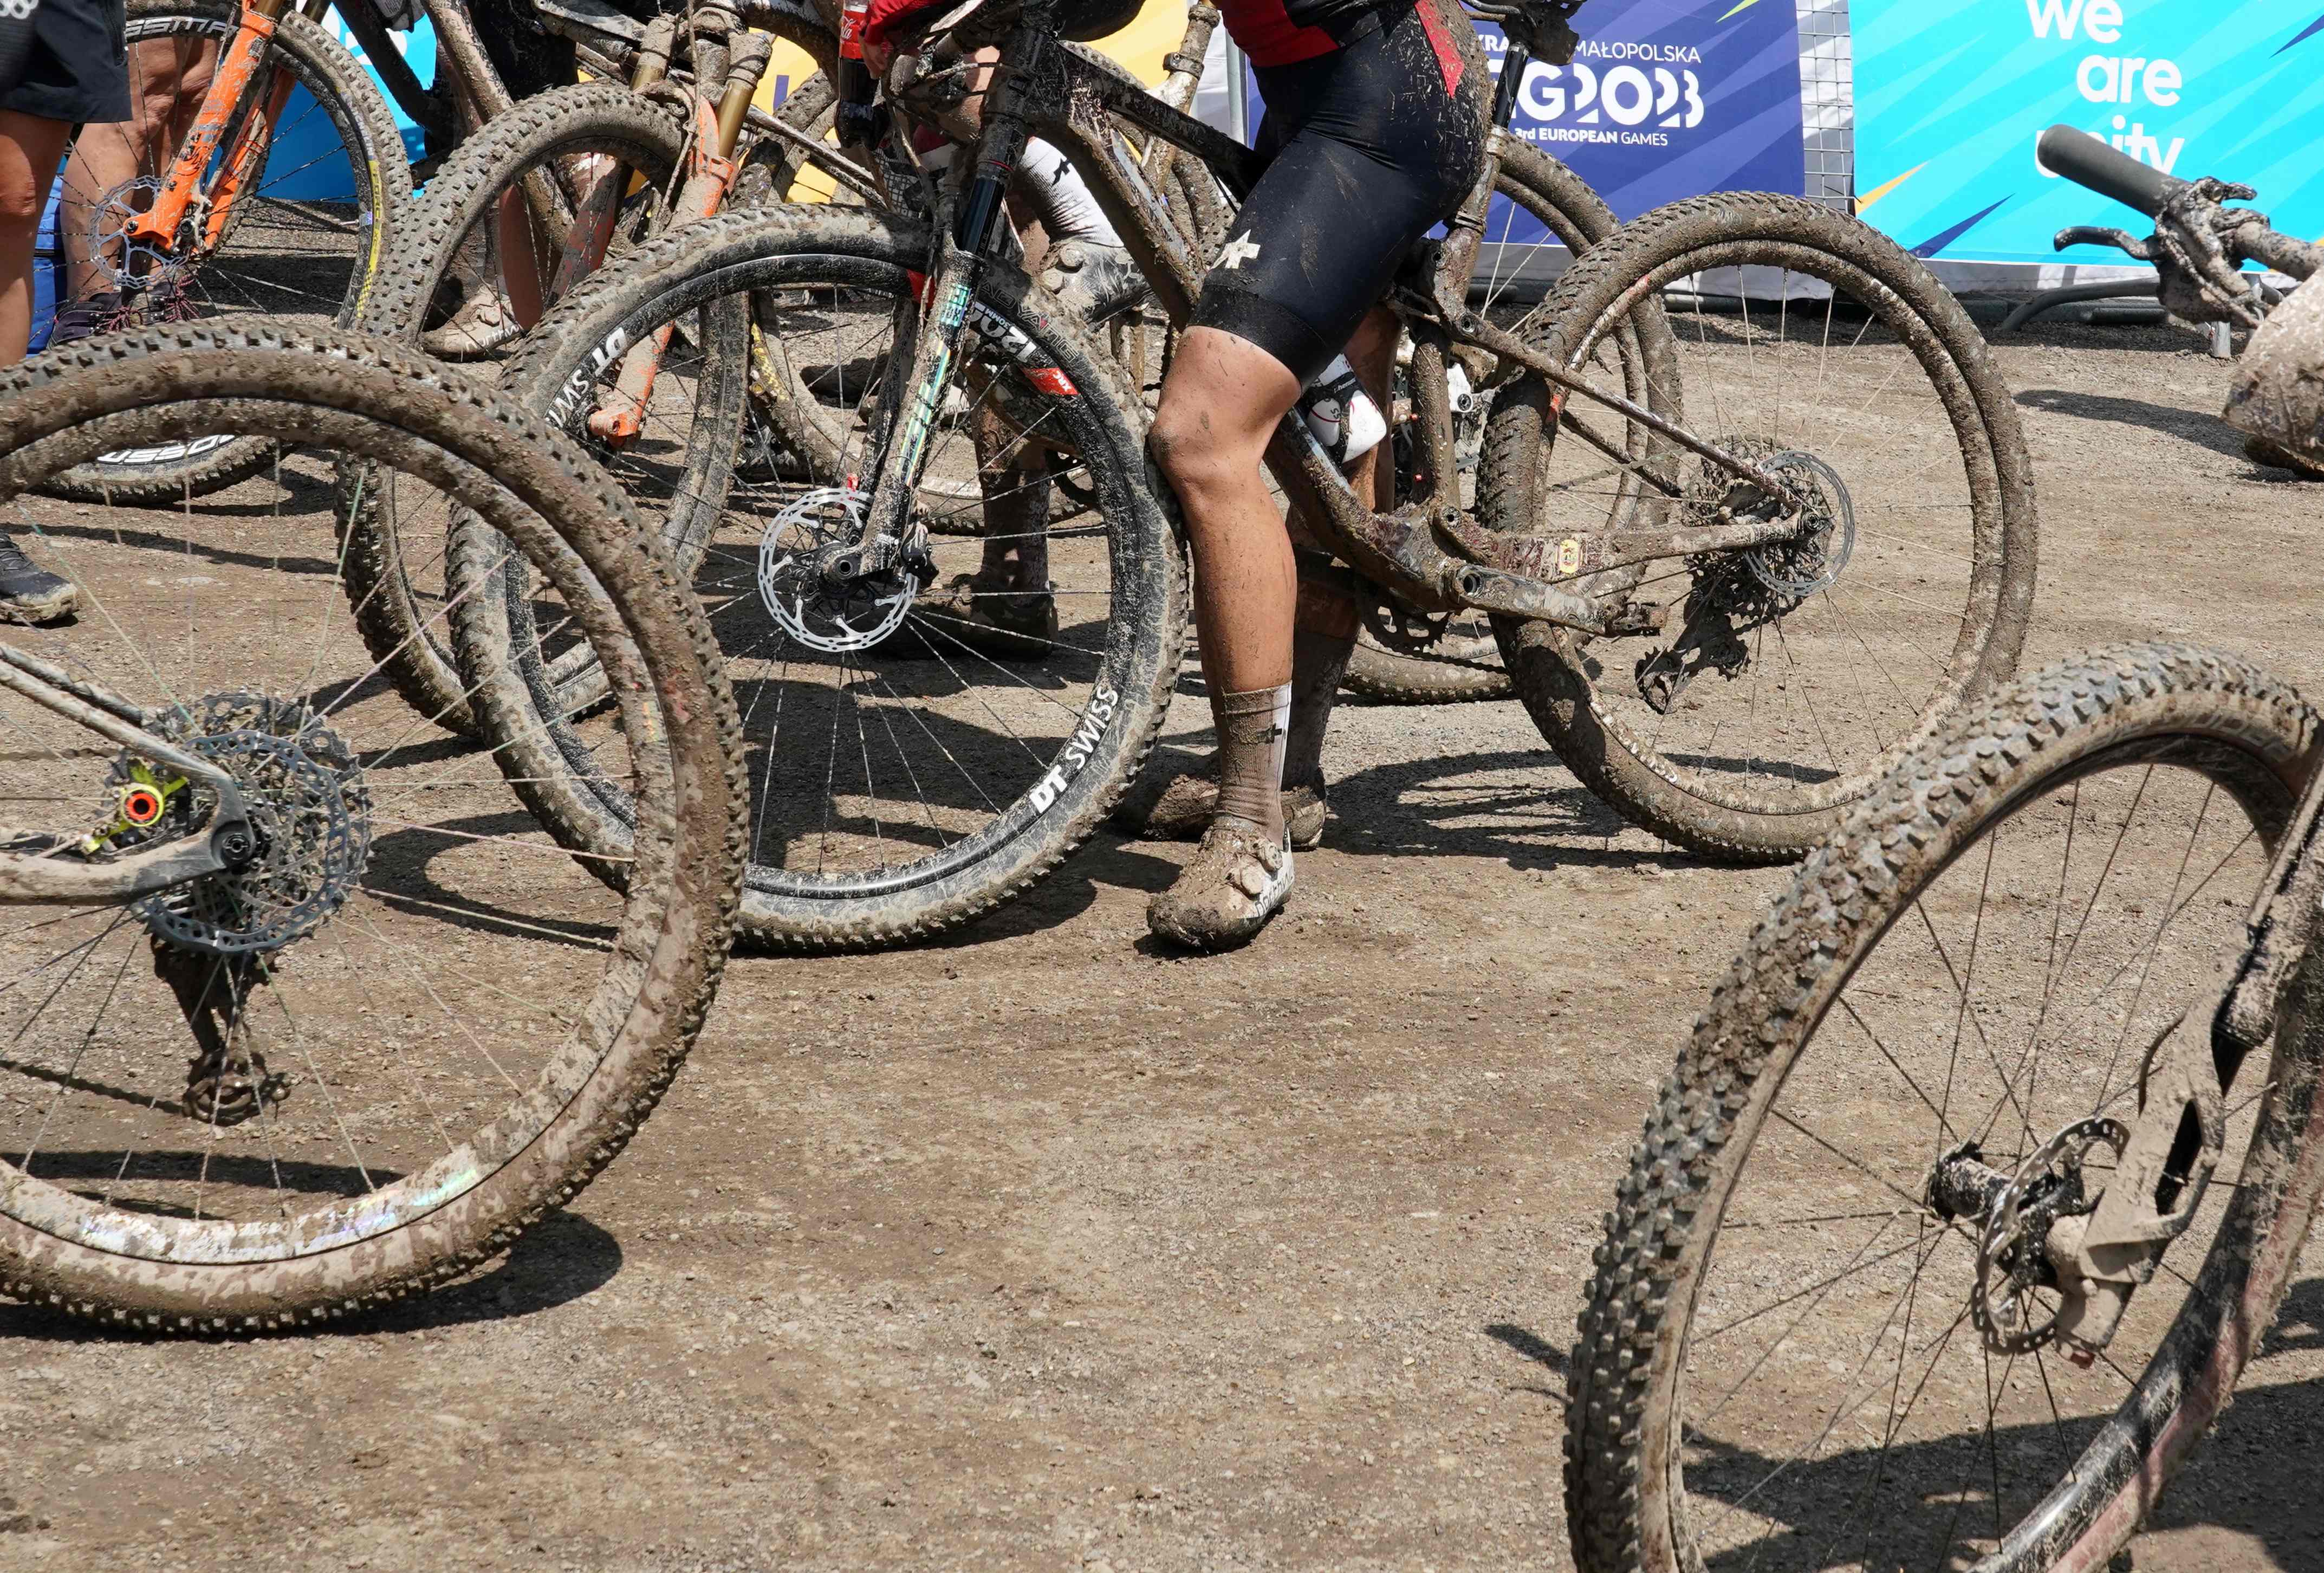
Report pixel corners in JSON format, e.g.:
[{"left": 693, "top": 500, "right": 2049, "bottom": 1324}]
[
  {"left": 1565, "top": 135, "right": 2323, "bottom": 1573},
  {"left": 335, "top": 0, "right": 880, "bottom": 736},
  {"left": 0, "top": 322, "right": 743, "bottom": 1330},
  {"left": 460, "top": 0, "right": 2035, "bottom": 950},
  {"left": 37, "top": 0, "right": 412, "bottom": 502}
]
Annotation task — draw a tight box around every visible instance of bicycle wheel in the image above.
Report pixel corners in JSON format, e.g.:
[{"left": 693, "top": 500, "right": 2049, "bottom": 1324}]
[
  {"left": 0, "top": 322, "right": 742, "bottom": 1329},
  {"left": 1346, "top": 140, "right": 1676, "bottom": 707},
  {"left": 343, "top": 81, "right": 693, "bottom": 737},
  {"left": 42, "top": 0, "right": 411, "bottom": 503},
  {"left": 1483, "top": 192, "right": 2038, "bottom": 860},
  {"left": 485, "top": 206, "right": 1186, "bottom": 948},
  {"left": 1567, "top": 643, "right": 2321, "bottom": 1573}
]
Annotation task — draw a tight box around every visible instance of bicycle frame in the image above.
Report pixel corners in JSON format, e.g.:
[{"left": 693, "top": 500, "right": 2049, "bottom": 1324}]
[
  {"left": 852, "top": 0, "right": 1813, "bottom": 638},
  {"left": 0, "top": 644, "right": 254, "bottom": 903}
]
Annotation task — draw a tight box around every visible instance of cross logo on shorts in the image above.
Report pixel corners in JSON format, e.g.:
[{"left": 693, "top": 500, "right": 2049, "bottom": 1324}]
[{"left": 1218, "top": 238, "right": 1262, "bottom": 270}]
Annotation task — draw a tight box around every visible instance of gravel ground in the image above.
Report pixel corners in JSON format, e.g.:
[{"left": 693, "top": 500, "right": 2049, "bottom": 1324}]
[{"left": 2, "top": 313, "right": 2321, "bottom": 1573}]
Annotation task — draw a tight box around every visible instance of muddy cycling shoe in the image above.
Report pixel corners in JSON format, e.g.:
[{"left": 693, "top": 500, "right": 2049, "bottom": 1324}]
[
  {"left": 1041, "top": 241, "right": 1150, "bottom": 325},
  {"left": 1146, "top": 817, "right": 1293, "bottom": 951},
  {"left": 1134, "top": 772, "right": 1328, "bottom": 850},
  {"left": 0, "top": 536, "right": 80, "bottom": 626},
  {"left": 912, "top": 574, "right": 1059, "bottom": 659},
  {"left": 47, "top": 289, "right": 125, "bottom": 347},
  {"left": 420, "top": 284, "right": 520, "bottom": 358}
]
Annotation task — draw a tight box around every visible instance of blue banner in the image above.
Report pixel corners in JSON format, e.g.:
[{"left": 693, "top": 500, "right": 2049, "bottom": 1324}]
[
  {"left": 1480, "top": 0, "right": 1807, "bottom": 243},
  {"left": 1855, "top": 1, "right": 2324, "bottom": 266}
]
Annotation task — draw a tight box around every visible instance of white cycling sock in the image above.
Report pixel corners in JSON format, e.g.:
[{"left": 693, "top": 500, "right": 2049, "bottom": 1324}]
[{"left": 1017, "top": 137, "right": 1122, "bottom": 247}]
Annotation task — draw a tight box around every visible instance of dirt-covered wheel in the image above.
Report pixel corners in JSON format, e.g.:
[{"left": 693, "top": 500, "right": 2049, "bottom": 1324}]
[
  {"left": 1484, "top": 190, "right": 2038, "bottom": 858},
  {"left": 1567, "top": 642, "right": 2321, "bottom": 1573},
  {"left": 0, "top": 322, "right": 743, "bottom": 1330},
  {"left": 484, "top": 206, "right": 1186, "bottom": 949},
  {"left": 38, "top": 0, "right": 410, "bottom": 504}
]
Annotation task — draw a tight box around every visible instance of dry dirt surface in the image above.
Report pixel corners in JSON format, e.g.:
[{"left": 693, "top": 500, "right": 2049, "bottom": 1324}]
[{"left": 4, "top": 314, "right": 2324, "bottom": 1573}]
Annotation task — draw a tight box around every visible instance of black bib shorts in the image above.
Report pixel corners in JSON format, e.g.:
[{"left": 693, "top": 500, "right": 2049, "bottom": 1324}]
[
  {"left": 0, "top": 0, "right": 130, "bottom": 127},
  {"left": 1189, "top": 0, "right": 1484, "bottom": 387}
]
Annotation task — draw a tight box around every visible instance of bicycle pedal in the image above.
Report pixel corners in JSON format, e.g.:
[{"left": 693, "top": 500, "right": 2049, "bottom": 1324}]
[{"left": 1602, "top": 600, "right": 1664, "bottom": 637}]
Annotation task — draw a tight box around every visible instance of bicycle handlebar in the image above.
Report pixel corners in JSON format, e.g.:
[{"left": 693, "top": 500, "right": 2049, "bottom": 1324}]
[{"left": 2038, "top": 124, "right": 2186, "bottom": 218}]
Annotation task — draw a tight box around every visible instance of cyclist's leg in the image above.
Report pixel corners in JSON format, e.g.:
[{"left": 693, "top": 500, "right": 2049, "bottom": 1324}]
[
  {"left": 59, "top": 34, "right": 211, "bottom": 317},
  {"left": 1144, "top": 4, "right": 1480, "bottom": 949},
  {"left": 0, "top": 111, "right": 72, "bottom": 361},
  {"left": 0, "top": 111, "right": 82, "bottom": 618}
]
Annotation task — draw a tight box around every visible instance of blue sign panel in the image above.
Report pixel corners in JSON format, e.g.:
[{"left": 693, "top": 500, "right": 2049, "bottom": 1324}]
[
  {"left": 1854, "top": 1, "right": 2324, "bottom": 266},
  {"left": 1479, "top": 0, "right": 1808, "bottom": 243}
]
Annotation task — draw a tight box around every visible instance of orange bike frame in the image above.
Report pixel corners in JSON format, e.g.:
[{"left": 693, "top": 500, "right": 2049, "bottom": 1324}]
[{"left": 586, "top": 79, "right": 753, "bottom": 443}]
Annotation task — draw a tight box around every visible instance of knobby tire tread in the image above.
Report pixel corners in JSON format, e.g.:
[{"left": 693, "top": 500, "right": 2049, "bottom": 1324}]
[
  {"left": 1565, "top": 642, "right": 2323, "bottom": 1573},
  {"left": 0, "top": 322, "right": 745, "bottom": 1335}
]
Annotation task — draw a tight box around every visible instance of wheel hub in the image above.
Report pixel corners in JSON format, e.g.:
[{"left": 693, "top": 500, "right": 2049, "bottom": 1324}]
[
  {"left": 1686, "top": 441, "right": 1857, "bottom": 615},
  {"left": 1927, "top": 1117, "right": 2128, "bottom": 1354}
]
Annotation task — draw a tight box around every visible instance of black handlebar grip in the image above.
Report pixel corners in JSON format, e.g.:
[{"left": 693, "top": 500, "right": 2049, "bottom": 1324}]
[{"left": 2037, "top": 124, "right": 2186, "bottom": 218}]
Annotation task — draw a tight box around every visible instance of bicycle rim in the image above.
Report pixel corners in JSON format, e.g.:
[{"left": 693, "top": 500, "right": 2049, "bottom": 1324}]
[{"left": 0, "top": 327, "right": 739, "bottom": 1326}]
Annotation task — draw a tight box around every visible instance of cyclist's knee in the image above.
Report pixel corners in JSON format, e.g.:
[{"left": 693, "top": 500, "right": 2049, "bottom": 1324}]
[{"left": 1148, "top": 392, "right": 1240, "bottom": 500}]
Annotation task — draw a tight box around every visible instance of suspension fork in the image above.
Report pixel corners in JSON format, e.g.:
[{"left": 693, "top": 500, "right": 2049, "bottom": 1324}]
[
  {"left": 586, "top": 18, "right": 772, "bottom": 444},
  {"left": 196, "top": 0, "right": 342, "bottom": 254},
  {"left": 821, "top": 25, "right": 1044, "bottom": 585},
  {"left": 2029, "top": 748, "right": 2324, "bottom": 1361},
  {"left": 547, "top": 14, "right": 678, "bottom": 302},
  {"left": 127, "top": 0, "right": 306, "bottom": 257}
]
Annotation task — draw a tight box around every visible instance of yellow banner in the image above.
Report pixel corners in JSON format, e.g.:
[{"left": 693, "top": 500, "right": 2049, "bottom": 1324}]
[{"left": 755, "top": 0, "right": 1190, "bottom": 197}]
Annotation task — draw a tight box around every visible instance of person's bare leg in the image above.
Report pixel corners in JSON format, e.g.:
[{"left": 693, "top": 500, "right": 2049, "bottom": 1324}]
[
  {"left": 0, "top": 111, "right": 73, "bottom": 360},
  {"left": 1282, "top": 303, "right": 1397, "bottom": 794},
  {"left": 0, "top": 112, "right": 86, "bottom": 622},
  {"left": 1125, "top": 306, "right": 1395, "bottom": 846},
  {"left": 61, "top": 37, "right": 211, "bottom": 307},
  {"left": 1144, "top": 325, "right": 1302, "bottom": 949}
]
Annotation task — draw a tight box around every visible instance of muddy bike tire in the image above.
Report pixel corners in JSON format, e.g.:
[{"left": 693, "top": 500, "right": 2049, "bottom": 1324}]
[
  {"left": 1566, "top": 643, "right": 2324, "bottom": 1573},
  {"left": 0, "top": 322, "right": 744, "bottom": 1331},
  {"left": 1482, "top": 191, "right": 2038, "bottom": 862},
  {"left": 342, "top": 82, "right": 694, "bottom": 736},
  {"left": 1345, "top": 140, "right": 1676, "bottom": 707},
  {"left": 483, "top": 206, "right": 1186, "bottom": 949},
  {"left": 41, "top": 0, "right": 410, "bottom": 504}
]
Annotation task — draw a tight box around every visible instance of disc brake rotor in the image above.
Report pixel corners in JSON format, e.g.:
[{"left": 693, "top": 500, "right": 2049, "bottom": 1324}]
[
  {"left": 87, "top": 175, "right": 186, "bottom": 294},
  {"left": 757, "top": 486, "right": 921, "bottom": 653},
  {"left": 1971, "top": 1116, "right": 2129, "bottom": 1353}
]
